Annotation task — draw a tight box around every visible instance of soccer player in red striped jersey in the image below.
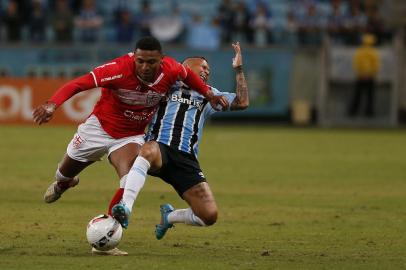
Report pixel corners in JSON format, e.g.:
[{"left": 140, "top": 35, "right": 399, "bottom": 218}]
[{"left": 32, "top": 36, "right": 227, "bottom": 255}]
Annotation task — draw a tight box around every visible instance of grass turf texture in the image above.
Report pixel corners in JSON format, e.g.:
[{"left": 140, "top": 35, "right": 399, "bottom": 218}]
[{"left": 0, "top": 125, "right": 405, "bottom": 270}]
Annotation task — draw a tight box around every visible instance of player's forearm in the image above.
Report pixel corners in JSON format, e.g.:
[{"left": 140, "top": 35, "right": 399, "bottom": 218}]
[
  {"left": 49, "top": 73, "right": 96, "bottom": 107},
  {"left": 231, "top": 66, "right": 249, "bottom": 111}
]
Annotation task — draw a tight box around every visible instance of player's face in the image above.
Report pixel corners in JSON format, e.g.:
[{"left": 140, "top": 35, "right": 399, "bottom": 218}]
[
  {"left": 187, "top": 59, "right": 210, "bottom": 83},
  {"left": 135, "top": 49, "right": 163, "bottom": 82}
]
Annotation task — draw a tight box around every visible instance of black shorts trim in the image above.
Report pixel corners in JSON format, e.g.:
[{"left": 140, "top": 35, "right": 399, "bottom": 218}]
[{"left": 149, "top": 142, "right": 206, "bottom": 197}]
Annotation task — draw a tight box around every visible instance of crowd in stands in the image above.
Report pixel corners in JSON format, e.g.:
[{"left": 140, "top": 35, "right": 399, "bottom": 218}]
[{"left": 0, "top": 0, "right": 391, "bottom": 48}]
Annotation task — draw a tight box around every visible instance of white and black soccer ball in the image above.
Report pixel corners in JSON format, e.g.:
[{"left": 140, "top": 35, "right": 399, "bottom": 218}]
[{"left": 86, "top": 214, "right": 123, "bottom": 251}]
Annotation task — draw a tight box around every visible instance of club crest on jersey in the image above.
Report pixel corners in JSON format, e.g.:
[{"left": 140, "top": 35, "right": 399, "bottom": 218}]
[{"left": 171, "top": 94, "right": 203, "bottom": 110}]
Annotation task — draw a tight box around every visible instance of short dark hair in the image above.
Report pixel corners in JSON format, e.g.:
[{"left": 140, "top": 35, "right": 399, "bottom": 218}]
[
  {"left": 135, "top": 36, "right": 162, "bottom": 53},
  {"left": 181, "top": 56, "right": 207, "bottom": 64}
]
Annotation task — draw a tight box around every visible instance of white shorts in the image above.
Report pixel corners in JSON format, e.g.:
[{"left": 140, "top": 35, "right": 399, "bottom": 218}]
[{"left": 67, "top": 115, "right": 145, "bottom": 162}]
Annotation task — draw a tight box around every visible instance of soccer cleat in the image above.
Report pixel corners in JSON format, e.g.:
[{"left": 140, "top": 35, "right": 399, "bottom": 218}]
[
  {"left": 91, "top": 247, "right": 128, "bottom": 256},
  {"left": 155, "top": 203, "right": 174, "bottom": 240},
  {"left": 111, "top": 203, "right": 131, "bottom": 229},
  {"left": 43, "top": 177, "right": 79, "bottom": 203}
]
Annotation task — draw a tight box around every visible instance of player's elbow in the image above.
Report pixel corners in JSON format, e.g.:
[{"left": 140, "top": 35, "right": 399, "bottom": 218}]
[
  {"left": 233, "top": 99, "right": 249, "bottom": 111},
  {"left": 239, "top": 100, "right": 249, "bottom": 110}
]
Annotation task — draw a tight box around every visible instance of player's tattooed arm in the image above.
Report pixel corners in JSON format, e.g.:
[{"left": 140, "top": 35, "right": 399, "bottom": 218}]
[{"left": 230, "top": 42, "right": 249, "bottom": 111}]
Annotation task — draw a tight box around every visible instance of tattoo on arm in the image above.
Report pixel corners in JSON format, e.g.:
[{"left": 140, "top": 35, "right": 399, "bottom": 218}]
[{"left": 230, "top": 67, "right": 249, "bottom": 111}]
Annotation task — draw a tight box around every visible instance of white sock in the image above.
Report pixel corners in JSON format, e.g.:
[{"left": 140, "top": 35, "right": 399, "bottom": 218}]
[
  {"left": 167, "top": 208, "right": 206, "bottom": 226},
  {"left": 119, "top": 174, "right": 127, "bottom": 188},
  {"left": 55, "top": 167, "right": 74, "bottom": 182},
  {"left": 122, "top": 157, "right": 150, "bottom": 211}
]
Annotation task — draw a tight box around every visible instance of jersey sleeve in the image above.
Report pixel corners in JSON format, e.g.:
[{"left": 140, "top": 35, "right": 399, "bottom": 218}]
[
  {"left": 166, "top": 57, "right": 210, "bottom": 96},
  {"left": 207, "top": 87, "right": 236, "bottom": 115},
  {"left": 90, "top": 59, "right": 123, "bottom": 88},
  {"left": 48, "top": 73, "right": 96, "bottom": 106},
  {"left": 175, "top": 61, "right": 188, "bottom": 81}
]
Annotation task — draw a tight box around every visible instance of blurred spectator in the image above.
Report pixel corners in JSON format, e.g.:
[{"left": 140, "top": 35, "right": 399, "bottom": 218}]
[
  {"left": 250, "top": 3, "right": 272, "bottom": 47},
  {"left": 112, "top": 0, "right": 131, "bottom": 24},
  {"left": 348, "top": 34, "right": 380, "bottom": 117},
  {"left": 0, "top": 0, "right": 392, "bottom": 48},
  {"left": 282, "top": 8, "right": 298, "bottom": 46},
  {"left": 344, "top": 0, "right": 367, "bottom": 45},
  {"left": 245, "top": 0, "right": 271, "bottom": 17},
  {"left": 150, "top": 4, "right": 185, "bottom": 44},
  {"left": 3, "top": 0, "right": 22, "bottom": 42},
  {"left": 327, "top": 0, "right": 347, "bottom": 44},
  {"left": 115, "top": 10, "right": 135, "bottom": 43},
  {"left": 217, "top": 0, "right": 234, "bottom": 44},
  {"left": 232, "top": 1, "right": 252, "bottom": 44},
  {"left": 15, "top": 0, "right": 32, "bottom": 22},
  {"left": 74, "top": 0, "right": 103, "bottom": 43},
  {"left": 135, "top": 0, "right": 154, "bottom": 37},
  {"left": 364, "top": 5, "right": 389, "bottom": 45},
  {"left": 29, "top": 0, "right": 47, "bottom": 42},
  {"left": 186, "top": 14, "right": 220, "bottom": 50},
  {"left": 70, "top": 0, "right": 84, "bottom": 15},
  {"left": 297, "top": 4, "right": 322, "bottom": 46},
  {"left": 51, "top": 0, "right": 74, "bottom": 43},
  {"left": 0, "top": 5, "right": 3, "bottom": 40}
]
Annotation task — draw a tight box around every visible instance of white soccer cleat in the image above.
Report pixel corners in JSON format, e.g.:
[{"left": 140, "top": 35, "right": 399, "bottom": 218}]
[
  {"left": 43, "top": 177, "right": 79, "bottom": 203},
  {"left": 91, "top": 247, "right": 128, "bottom": 256}
]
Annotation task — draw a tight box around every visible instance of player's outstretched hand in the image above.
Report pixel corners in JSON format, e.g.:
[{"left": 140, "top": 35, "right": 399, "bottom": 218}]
[
  {"left": 33, "top": 102, "right": 57, "bottom": 125},
  {"left": 210, "top": 95, "right": 229, "bottom": 111},
  {"left": 232, "top": 42, "right": 242, "bottom": 69}
]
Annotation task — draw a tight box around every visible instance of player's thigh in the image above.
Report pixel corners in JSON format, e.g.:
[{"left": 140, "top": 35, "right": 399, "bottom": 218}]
[
  {"left": 108, "top": 134, "right": 145, "bottom": 177},
  {"left": 109, "top": 142, "right": 142, "bottom": 178},
  {"left": 183, "top": 182, "right": 218, "bottom": 225},
  {"left": 66, "top": 115, "right": 112, "bottom": 166}
]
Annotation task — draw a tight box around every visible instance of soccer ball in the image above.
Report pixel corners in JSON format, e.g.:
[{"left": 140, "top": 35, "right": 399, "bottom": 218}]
[{"left": 86, "top": 214, "right": 123, "bottom": 251}]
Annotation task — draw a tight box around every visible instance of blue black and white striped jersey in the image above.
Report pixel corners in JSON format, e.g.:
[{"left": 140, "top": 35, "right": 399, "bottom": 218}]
[{"left": 145, "top": 81, "right": 236, "bottom": 156}]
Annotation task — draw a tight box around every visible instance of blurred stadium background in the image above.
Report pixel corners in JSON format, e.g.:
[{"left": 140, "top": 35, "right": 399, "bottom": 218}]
[{"left": 1, "top": 0, "right": 406, "bottom": 126}]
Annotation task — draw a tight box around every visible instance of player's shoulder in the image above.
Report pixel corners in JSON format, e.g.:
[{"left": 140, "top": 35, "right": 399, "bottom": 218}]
[
  {"left": 95, "top": 53, "right": 133, "bottom": 71},
  {"left": 162, "top": 55, "right": 178, "bottom": 64},
  {"left": 162, "top": 56, "right": 182, "bottom": 70},
  {"left": 115, "top": 53, "right": 134, "bottom": 66}
]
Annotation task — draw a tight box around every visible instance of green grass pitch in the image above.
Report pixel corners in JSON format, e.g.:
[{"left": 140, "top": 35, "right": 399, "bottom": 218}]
[{"left": 0, "top": 125, "right": 405, "bottom": 270}]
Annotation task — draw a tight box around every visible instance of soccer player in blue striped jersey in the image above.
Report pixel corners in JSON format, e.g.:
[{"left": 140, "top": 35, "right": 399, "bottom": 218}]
[{"left": 112, "top": 43, "right": 249, "bottom": 239}]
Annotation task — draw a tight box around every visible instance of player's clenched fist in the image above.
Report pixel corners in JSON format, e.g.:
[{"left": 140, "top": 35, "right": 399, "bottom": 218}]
[
  {"left": 32, "top": 102, "right": 57, "bottom": 125},
  {"left": 211, "top": 95, "right": 229, "bottom": 111}
]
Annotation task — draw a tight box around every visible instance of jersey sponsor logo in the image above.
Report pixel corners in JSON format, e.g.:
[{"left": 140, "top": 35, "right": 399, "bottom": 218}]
[
  {"left": 170, "top": 94, "right": 203, "bottom": 110},
  {"left": 123, "top": 109, "right": 155, "bottom": 122},
  {"left": 100, "top": 74, "right": 123, "bottom": 83}
]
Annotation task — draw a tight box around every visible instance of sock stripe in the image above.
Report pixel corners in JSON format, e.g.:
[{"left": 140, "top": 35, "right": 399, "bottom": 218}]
[{"left": 131, "top": 166, "right": 147, "bottom": 177}]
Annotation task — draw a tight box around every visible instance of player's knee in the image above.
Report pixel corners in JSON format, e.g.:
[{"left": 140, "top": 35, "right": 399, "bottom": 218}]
[
  {"left": 139, "top": 142, "right": 159, "bottom": 161},
  {"left": 199, "top": 209, "right": 218, "bottom": 226}
]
